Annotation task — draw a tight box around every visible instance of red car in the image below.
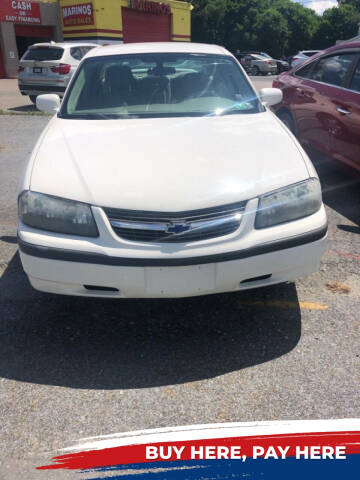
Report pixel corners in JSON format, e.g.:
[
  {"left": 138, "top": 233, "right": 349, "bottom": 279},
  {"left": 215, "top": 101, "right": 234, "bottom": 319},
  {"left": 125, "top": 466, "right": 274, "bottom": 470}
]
[{"left": 273, "top": 42, "right": 360, "bottom": 172}]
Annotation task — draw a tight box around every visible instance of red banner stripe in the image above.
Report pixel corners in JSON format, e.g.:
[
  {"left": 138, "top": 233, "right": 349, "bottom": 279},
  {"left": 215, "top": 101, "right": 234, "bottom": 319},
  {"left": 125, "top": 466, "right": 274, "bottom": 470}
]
[
  {"left": 38, "top": 431, "right": 360, "bottom": 471},
  {"left": 63, "top": 28, "right": 123, "bottom": 34}
]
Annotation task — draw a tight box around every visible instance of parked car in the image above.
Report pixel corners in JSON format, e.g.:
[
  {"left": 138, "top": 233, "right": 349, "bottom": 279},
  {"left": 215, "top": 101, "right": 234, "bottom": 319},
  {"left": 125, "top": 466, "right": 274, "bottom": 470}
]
[
  {"left": 18, "top": 42, "right": 327, "bottom": 298},
  {"left": 235, "top": 52, "right": 277, "bottom": 75},
  {"left": 290, "top": 50, "right": 322, "bottom": 68},
  {"left": 235, "top": 53, "right": 253, "bottom": 74},
  {"left": 241, "top": 51, "right": 290, "bottom": 74},
  {"left": 18, "top": 41, "right": 98, "bottom": 103},
  {"left": 273, "top": 41, "right": 360, "bottom": 172}
]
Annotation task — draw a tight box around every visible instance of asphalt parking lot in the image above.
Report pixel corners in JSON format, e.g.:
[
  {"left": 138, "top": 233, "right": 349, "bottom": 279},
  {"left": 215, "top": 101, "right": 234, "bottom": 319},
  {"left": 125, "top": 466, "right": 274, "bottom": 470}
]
[{"left": 0, "top": 77, "right": 359, "bottom": 478}]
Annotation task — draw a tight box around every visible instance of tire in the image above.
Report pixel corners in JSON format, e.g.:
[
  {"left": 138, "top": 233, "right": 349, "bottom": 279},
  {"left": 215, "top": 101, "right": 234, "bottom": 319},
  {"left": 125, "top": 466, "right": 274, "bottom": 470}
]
[
  {"left": 278, "top": 110, "right": 295, "bottom": 134},
  {"left": 252, "top": 66, "right": 260, "bottom": 76},
  {"left": 29, "top": 95, "right": 37, "bottom": 104}
]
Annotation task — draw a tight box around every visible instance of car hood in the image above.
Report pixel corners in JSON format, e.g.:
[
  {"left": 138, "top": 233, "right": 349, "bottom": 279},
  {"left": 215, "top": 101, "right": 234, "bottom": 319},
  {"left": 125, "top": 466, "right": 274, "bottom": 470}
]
[{"left": 30, "top": 112, "right": 310, "bottom": 211}]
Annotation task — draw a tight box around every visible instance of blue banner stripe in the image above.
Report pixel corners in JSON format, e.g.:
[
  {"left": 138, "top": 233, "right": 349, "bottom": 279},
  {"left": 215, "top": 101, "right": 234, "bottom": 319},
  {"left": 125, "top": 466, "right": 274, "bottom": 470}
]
[{"left": 83, "top": 455, "right": 360, "bottom": 480}]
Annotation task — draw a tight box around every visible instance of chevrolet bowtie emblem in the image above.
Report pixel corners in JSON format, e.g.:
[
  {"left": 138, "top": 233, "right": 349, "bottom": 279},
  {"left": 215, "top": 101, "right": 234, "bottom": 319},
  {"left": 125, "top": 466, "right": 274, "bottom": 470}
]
[{"left": 166, "top": 221, "right": 191, "bottom": 234}]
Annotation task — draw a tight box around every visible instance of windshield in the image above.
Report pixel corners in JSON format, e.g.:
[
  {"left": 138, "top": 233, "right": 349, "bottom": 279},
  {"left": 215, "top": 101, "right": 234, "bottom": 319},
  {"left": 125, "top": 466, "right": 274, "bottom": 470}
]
[
  {"left": 23, "top": 47, "right": 64, "bottom": 61},
  {"left": 60, "top": 53, "right": 262, "bottom": 119}
]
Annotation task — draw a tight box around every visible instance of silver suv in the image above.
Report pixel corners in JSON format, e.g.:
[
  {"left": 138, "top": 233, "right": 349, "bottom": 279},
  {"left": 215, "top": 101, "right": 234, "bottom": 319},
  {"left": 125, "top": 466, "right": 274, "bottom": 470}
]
[{"left": 18, "top": 42, "right": 98, "bottom": 103}]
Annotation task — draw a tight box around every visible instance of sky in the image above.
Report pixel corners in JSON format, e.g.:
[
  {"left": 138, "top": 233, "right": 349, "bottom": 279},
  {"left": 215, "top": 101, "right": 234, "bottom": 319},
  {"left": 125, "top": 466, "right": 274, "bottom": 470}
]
[{"left": 293, "top": 0, "right": 338, "bottom": 15}]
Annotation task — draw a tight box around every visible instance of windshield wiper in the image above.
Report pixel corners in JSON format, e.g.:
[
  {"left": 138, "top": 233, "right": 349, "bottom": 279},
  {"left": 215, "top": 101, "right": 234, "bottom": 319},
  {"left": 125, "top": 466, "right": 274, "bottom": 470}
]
[
  {"left": 64, "top": 113, "right": 139, "bottom": 120},
  {"left": 220, "top": 109, "right": 253, "bottom": 115}
]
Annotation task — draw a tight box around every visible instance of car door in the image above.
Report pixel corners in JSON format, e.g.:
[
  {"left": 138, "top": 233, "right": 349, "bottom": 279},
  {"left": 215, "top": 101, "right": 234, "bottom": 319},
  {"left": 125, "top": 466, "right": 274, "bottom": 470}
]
[
  {"left": 291, "top": 51, "right": 358, "bottom": 158},
  {"left": 329, "top": 55, "right": 360, "bottom": 171},
  {"left": 290, "top": 60, "right": 332, "bottom": 156}
]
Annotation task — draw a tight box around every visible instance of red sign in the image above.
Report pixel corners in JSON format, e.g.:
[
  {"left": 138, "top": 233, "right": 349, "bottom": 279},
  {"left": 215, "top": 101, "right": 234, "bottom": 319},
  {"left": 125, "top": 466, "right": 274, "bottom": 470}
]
[
  {"left": 61, "top": 2, "right": 94, "bottom": 27},
  {"left": 0, "top": 1, "right": 41, "bottom": 24},
  {"left": 130, "top": 0, "right": 171, "bottom": 15}
]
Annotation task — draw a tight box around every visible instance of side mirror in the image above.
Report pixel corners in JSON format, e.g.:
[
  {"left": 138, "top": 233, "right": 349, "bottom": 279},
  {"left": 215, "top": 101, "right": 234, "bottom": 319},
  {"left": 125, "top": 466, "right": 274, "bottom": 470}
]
[
  {"left": 259, "top": 88, "right": 283, "bottom": 107},
  {"left": 36, "top": 94, "right": 61, "bottom": 114}
]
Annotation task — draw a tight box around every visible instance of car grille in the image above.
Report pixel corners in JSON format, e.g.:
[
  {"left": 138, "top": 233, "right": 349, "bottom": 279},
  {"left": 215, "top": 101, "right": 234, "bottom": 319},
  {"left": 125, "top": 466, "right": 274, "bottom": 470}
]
[{"left": 103, "top": 201, "right": 246, "bottom": 243}]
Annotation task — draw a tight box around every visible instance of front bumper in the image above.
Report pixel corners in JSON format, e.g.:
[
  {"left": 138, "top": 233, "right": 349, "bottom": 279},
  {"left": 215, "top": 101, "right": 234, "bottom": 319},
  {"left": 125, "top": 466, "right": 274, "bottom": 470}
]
[
  {"left": 18, "top": 199, "right": 328, "bottom": 298},
  {"left": 18, "top": 226, "right": 327, "bottom": 298}
]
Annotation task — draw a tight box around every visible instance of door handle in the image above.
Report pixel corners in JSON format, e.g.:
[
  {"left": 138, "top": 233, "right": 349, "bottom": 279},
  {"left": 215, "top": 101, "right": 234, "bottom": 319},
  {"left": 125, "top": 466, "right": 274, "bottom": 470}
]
[{"left": 336, "top": 107, "right": 351, "bottom": 115}]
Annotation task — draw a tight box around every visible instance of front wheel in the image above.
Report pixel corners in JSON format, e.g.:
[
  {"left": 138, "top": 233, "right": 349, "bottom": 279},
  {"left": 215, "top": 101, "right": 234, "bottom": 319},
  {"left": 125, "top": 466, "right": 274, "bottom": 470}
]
[
  {"left": 251, "top": 66, "right": 260, "bottom": 76},
  {"left": 29, "top": 95, "right": 37, "bottom": 104}
]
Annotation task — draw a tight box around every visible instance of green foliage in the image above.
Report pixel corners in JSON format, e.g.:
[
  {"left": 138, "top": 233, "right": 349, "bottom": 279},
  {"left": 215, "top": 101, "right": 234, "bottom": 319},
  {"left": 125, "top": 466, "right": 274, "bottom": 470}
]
[
  {"left": 253, "top": 8, "right": 289, "bottom": 57},
  {"left": 314, "top": 5, "right": 360, "bottom": 48},
  {"left": 191, "top": 0, "right": 360, "bottom": 58},
  {"left": 338, "top": 0, "right": 360, "bottom": 10},
  {"left": 272, "top": 0, "right": 320, "bottom": 53}
]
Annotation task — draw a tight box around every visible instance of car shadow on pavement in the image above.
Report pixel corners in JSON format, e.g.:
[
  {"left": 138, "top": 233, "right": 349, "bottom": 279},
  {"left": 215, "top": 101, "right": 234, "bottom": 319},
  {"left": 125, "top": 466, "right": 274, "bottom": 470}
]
[
  {"left": 0, "top": 235, "right": 17, "bottom": 244},
  {"left": 0, "top": 252, "right": 301, "bottom": 390},
  {"left": 311, "top": 151, "right": 360, "bottom": 227},
  {"left": 8, "top": 105, "right": 38, "bottom": 113}
]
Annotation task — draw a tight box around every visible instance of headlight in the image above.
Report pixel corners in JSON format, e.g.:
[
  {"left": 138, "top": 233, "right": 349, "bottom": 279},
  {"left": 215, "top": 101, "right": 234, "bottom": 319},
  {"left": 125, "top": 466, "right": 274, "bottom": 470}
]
[
  {"left": 255, "top": 178, "right": 322, "bottom": 229},
  {"left": 19, "top": 191, "right": 98, "bottom": 237}
]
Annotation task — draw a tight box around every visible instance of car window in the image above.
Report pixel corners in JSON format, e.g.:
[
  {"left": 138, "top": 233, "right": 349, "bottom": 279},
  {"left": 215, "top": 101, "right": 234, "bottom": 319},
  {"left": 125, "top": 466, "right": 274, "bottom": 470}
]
[
  {"left": 70, "top": 46, "right": 96, "bottom": 61},
  {"left": 308, "top": 53, "right": 356, "bottom": 87},
  {"left": 295, "top": 61, "right": 315, "bottom": 79},
  {"left": 349, "top": 59, "right": 360, "bottom": 92},
  {"left": 303, "top": 51, "right": 319, "bottom": 57},
  {"left": 22, "top": 47, "right": 64, "bottom": 61},
  {"left": 70, "top": 47, "right": 83, "bottom": 61},
  {"left": 61, "top": 53, "right": 262, "bottom": 119},
  {"left": 82, "top": 46, "right": 96, "bottom": 56}
]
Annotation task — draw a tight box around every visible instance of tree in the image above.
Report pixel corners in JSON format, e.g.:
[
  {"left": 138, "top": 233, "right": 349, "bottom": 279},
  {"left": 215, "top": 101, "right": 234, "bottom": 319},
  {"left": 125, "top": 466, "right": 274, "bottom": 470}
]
[
  {"left": 221, "top": 0, "right": 271, "bottom": 53},
  {"left": 253, "top": 8, "right": 289, "bottom": 57},
  {"left": 338, "top": 0, "right": 360, "bottom": 11},
  {"left": 190, "top": 0, "right": 359, "bottom": 58},
  {"left": 272, "top": 0, "right": 320, "bottom": 53},
  {"left": 191, "top": 0, "right": 228, "bottom": 45},
  {"left": 314, "top": 4, "right": 360, "bottom": 48}
]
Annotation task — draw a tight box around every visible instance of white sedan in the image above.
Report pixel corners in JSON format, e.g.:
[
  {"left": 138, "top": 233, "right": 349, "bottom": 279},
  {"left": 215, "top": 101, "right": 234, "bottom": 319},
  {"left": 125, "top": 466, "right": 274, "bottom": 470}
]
[{"left": 18, "top": 42, "right": 327, "bottom": 298}]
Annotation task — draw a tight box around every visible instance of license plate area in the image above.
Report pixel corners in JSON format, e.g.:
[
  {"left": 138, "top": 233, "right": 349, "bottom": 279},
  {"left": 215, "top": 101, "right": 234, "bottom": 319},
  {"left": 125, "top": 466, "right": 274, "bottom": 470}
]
[
  {"left": 33, "top": 67, "right": 43, "bottom": 73},
  {"left": 145, "top": 264, "right": 216, "bottom": 296}
]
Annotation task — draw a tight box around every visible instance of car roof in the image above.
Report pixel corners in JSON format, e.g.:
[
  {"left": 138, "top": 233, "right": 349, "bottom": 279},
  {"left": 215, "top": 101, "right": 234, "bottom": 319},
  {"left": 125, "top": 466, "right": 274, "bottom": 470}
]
[
  {"left": 29, "top": 42, "right": 98, "bottom": 49},
  {"left": 86, "top": 42, "right": 231, "bottom": 58},
  {"left": 322, "top": 41, "right": 360, "bottom": 55},
  {"left": 299, "top": 50, "right": 321, "bottom": 54},
  {"left": 292, "top": 42, "right": 360, "bottom": 71},
  {"left": 297, "top": 42, "right": 360, "bottom": 65}
]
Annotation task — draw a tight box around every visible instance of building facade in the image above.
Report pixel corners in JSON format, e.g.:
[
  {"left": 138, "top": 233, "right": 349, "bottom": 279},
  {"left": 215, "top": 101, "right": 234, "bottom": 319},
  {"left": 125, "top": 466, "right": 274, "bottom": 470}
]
[
  {"left": 0, "top": 0, "right": 192, "bottom": 78},
  {"left": 0, "top": 0, "right": 62, "bottom": 77}
]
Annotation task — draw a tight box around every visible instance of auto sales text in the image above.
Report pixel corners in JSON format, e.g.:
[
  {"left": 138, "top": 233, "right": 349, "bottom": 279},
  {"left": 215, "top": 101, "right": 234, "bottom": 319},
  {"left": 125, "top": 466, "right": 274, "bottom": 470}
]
[{"left": 146, "top": 445, "right": 347, "bottom": 460}]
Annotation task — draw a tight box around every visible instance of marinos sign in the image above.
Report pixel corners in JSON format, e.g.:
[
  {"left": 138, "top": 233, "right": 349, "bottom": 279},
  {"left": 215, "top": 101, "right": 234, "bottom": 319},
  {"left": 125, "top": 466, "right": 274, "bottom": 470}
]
[{"left": 61, "top": 2, "right": 94, "bottom": 27}]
